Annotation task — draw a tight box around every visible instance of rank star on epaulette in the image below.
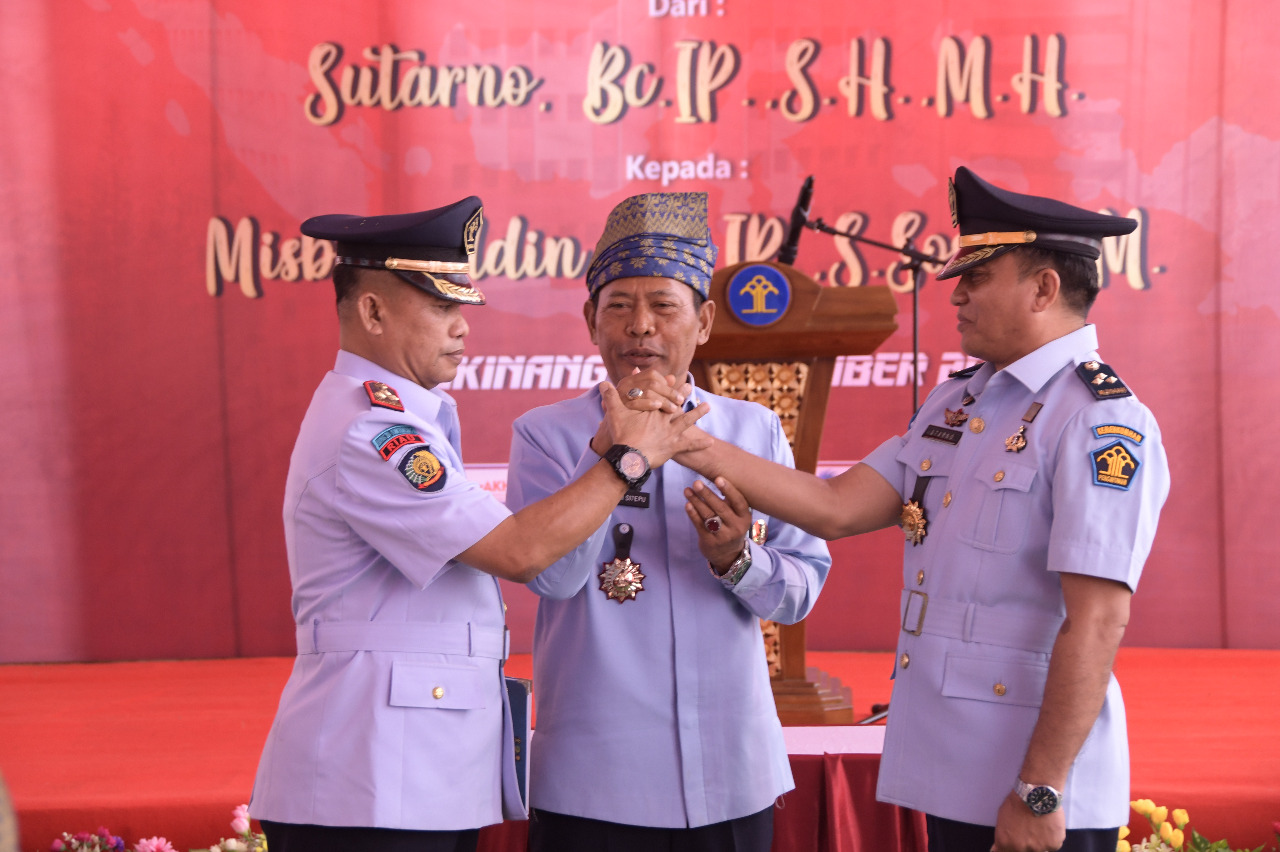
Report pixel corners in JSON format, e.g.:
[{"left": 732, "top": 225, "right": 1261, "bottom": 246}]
[
  {"left": 365, "top": 380, "right": 405, "bottom": 411},
  {"left": 1075, "top": 361, "right": 1132, "bottom": 400}
]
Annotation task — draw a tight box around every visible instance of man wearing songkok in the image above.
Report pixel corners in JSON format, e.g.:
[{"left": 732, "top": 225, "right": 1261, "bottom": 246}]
[
  {"left": 677, "top": 167, "right": 1170, "bottom": 852},
  {"left": 505, "top": 192, "right": 831, "bottom": 852},
  {"left": 249, "top": 196, "right": 706, "bottom": 852}
]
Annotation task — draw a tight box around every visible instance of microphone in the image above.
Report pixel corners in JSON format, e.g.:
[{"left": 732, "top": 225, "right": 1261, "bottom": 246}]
[{"left": 777, "top": 175, "right": 814, "bottom": 266}]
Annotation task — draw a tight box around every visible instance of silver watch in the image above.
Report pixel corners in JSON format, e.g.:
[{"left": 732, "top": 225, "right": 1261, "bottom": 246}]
[
  {"left": 1014, "top": 778, "right": 1063, "bottom": 815},
  {"left": 710, "top": 543, "right": 752, "bottom": 587}
]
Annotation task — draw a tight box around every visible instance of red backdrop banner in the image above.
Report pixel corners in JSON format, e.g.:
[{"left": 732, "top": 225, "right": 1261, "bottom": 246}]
[{"left": 1, "top": 0, "right": 1276, "bottom": 661}]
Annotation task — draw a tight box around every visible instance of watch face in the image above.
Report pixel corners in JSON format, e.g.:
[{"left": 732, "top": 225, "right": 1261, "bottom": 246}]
[
  {"left": 1025, "top": 786, "right": 1060, "bottom": 815},
  {"left": 619, "top": 450, "right": 647, "bottom": 479}
]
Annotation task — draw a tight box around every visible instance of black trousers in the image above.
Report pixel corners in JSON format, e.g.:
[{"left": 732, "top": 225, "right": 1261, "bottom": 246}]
[
  {"left": 259, "top": 819, "right": 479, "bottom": 852},
  {"left": 528, "top": 805, "right": 774, "bottom": 852},
  {"left": 926, "top": 814, "right": 1120, "bottom": 852}
]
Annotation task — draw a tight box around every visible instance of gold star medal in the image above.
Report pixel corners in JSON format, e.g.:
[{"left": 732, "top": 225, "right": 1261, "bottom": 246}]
[
  {"left": 900, "top": 501, "right": 926, "bottom": 546},
  {"left": 599, "top": 523, "right": 645, "bottom": 603}
]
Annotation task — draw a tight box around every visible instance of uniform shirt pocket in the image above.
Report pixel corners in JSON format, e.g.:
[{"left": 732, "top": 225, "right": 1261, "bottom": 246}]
[
  {"left": 895, "top": 440, "right": 956, "bottom": 491},
  {"left": 956, "top": 460, "right": 1037, "bottom": 553},
  {"left": 941, "top": 653, "right": 1048, "bottom": 709},
  {"left": 389, "top": 660, "right": 491, "bottom": 710}
]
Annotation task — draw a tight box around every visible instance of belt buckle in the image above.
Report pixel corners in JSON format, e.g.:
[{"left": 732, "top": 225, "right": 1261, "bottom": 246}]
[{"left": 902, "top": 590, "right": 929, "bottom": 636}]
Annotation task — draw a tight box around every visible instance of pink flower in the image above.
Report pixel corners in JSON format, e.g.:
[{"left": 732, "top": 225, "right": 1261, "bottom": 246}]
[
  {"left": 50, "top": 841, "right": 66, "bottom": 852},
  {"left": 230, "top": 805, "right": 251, "bottom": 837},
  {"left": 134, "top": 838, "right": 177, "bottom": 852}
]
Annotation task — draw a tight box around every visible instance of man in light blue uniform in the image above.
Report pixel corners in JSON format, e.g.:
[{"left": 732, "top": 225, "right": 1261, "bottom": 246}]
[
  {"left": 250, "top": 197, "right": 707, "bottom": 852},
  {"left": 506, "top": 192, "right": 831, "bottom": 852},
  {"left": 679, "top": 168, "right": 1170, "bottom": 852}
]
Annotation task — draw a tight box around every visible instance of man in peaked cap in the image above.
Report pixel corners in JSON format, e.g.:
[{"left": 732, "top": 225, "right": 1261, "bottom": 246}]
[
  {"left": 505, "top": 192, "right": 830, "bottom": 852},
  {"left": 673, "top": 168, "right": 1170, "bottom": 852},
  {"left": 249, "top": 197, "right": 708, "bottom": 852}
]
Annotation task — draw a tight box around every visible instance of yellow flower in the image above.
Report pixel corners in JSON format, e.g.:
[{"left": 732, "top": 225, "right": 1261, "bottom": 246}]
[
  {"left": 1171, "top": 828, "right": 1185, "bottom": 849},
  {"left": 1119, "top": 826, "right": 1130, "bottom": 841},
  {"left": 1116, "top": 841, "right": 1131, "bottom": 852},
  {"left": 1160, "top": 821, "right": 1174, "bottom": 844},
  {"left": 1172, "top": 809, "right": 1190, "bottom": 829},
  {"left": 1131, "top": 799, "right": 1155, "bottom": 816}
]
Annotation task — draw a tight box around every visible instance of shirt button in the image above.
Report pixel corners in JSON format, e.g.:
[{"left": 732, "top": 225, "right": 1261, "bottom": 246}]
[
  {"left": 432, "top": 686, "right": 445, "bottom": 700},
  {"left": 920, "top": 459, "right": 932, "bottom": 472},
  {"left": 916, "top": 570, "right": 925, "bottom": 585},
  {"left": 900, "top": 653, "right": 910, "bottom": 669},
  {"left": 994, "top": 471, "right": 1005, "bottom": 482},
  {"left": 942, "top": 491, "right": 952, "bottom": 508},
  {"left": 970, "top": 418, "right": 985, "bottom": 433},
  {"left": 993, "top": 683, "right": 1007, "bottom": 697}
]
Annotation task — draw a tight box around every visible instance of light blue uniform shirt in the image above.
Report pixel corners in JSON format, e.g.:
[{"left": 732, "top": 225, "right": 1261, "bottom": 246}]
[
  {"left": 506, "top": 384, "right": 831, "bottom": 828},
  {"left": 862, "top": 325, "right": 1170, "bottom": 829},
  {"left": 251, "top": 350, "right": 521, "bottom": 830}
]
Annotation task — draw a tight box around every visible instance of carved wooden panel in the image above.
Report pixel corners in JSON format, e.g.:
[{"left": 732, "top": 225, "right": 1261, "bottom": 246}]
[{"left": 704, "top": 361, "right": 809, "bottom": 445}]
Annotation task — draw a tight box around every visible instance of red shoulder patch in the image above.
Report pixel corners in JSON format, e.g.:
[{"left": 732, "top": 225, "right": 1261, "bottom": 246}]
[{"left": 364, "top": 380, "right": 404, "bottom": 411}]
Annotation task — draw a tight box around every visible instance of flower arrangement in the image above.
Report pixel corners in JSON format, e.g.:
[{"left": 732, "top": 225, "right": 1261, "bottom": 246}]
[
  {"left": 201, "top": 804, "right": 267, "bottom": 852},
  {"left": 1119, "top": 799, "right": 1273, "bottom": 852},
  {"left": 42, "top": 806, "right": 264, "bottom": 852}
]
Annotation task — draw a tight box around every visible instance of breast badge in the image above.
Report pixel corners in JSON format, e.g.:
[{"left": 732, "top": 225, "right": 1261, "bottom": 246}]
[
  {"left": 1091, "top": 441, "right": 1140, "bottom": 490},
  {"left": 944, "top": 407, "right": 969, "bottom": 427},
  {"left": 1005, "top": 425, "right": 1028, "bottom": 453},
  {"left": 397, "top": 447, "right": 448, "bottom": 492},
  {"left": 599, "top": 523, "right": 645, "bottom": 603},
  {"left": 900, "top": 501, "right": 926, "bottom": 546}
]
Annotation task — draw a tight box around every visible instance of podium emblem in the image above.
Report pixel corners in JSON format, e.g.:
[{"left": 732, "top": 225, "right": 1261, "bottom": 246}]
[{"left": 726, "top": 264, "right": 791, "bottom": 327}]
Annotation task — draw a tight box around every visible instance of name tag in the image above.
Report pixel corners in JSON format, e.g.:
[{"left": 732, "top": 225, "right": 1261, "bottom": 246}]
[
  {"left": 619, "top": 489, "right": 650, "bottom": 509},
  {"left": 923, "top": 425, "right": 962, "bottom": 445}
]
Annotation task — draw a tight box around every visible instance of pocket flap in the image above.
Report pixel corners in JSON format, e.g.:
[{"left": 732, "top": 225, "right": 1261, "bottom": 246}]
[
  {"left": 941, "top": 654, "right": 1048, "bottom": 708},
  {"left": 972, "top": 460, "right": 1037, "bottom": 493},
  {"left": 895, "top": 440, "right": 956, "bottom": 479},
  {"left": 389, "top": 660, "right": 491, "bottom": 709}
]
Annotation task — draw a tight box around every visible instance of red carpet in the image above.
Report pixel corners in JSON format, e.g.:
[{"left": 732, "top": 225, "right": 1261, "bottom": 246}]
[{"left": 1, "top": 650, "right": 1276, "bottom": 851}]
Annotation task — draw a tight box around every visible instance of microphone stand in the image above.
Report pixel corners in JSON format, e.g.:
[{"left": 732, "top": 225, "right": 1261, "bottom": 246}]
[{"left": 805, "top": 218, "right": 947, "bottom": 414}]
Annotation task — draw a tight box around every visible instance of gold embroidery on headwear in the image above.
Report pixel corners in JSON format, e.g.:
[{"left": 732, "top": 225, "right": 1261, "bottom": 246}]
[{"left": 464, "top": 207, "right": 484, "bottom": 256}]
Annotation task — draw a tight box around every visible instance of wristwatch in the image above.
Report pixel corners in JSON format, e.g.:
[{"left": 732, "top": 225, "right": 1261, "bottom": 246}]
[
  {"left": 603, "top": 444, "right": 651, "bottom": 490},
  {"left": 710, "top": 541, "right": 752, "bottom": 587},
  {"left": 1014, "top": 778, "right": 1063, "bottom": 815}
]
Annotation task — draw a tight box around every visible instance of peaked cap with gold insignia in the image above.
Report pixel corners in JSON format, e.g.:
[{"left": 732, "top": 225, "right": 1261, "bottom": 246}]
[
  {"left": 937, "top": 167, "right": 1137, "bottom": 281},
  {"left": 302, "top": 196, "right": 486, "bottom": 304},
  {"left": 586, "top": 192, "right": 718, "bottom": 298}
]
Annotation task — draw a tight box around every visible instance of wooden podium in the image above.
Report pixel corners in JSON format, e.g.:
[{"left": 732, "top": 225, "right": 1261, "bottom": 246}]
[{"left": 691, "top": 260, "right": 897, "bottom": 725}]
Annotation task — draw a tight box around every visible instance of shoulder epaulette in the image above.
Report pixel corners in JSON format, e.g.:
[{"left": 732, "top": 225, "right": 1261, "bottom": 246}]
[
  {"left": 364, "top": 380, "right": 405, "bottom": 411},
  {"left": 1074, "top": 360, "right": 1131, "bottom": 400},
  {"left": 948, "top": 363, "right": 984, "bottom": 379}
]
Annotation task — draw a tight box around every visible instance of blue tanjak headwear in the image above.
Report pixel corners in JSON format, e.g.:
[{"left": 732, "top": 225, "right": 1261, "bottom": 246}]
[{"left": 585, "top": 192, "right": 718, "bottom": 299}]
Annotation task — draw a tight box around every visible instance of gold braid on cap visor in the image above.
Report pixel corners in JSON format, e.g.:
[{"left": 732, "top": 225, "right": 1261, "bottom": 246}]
[
  {"left": 958, "top": 231, "right": 1102, "bottom": 251},
  {"left": 337, "top": 255, "right": 484, "bottom": 304}
]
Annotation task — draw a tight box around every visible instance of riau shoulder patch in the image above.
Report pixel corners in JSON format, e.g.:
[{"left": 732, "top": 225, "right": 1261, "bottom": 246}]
[
  {"left": 1075, "top": 361, "right": 1131, "bottom": 400},
  {"left": 365, "top": 380, "right": 404, "bottom": 411},
  {"left": 1092, "top": 424, "right": 1144, "bottom": 445},
  {"left": 948, "top": 363, "right": 983, "bottom": 380},
  {"left": 1091, "top": 440, "right": 1140, "bottom": 490},
  {"left": 398, "top": 446, "right": 448, "bottom": 492},
  {"left": 372, "top": 425, "right": 426, "bottom": 461}
]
